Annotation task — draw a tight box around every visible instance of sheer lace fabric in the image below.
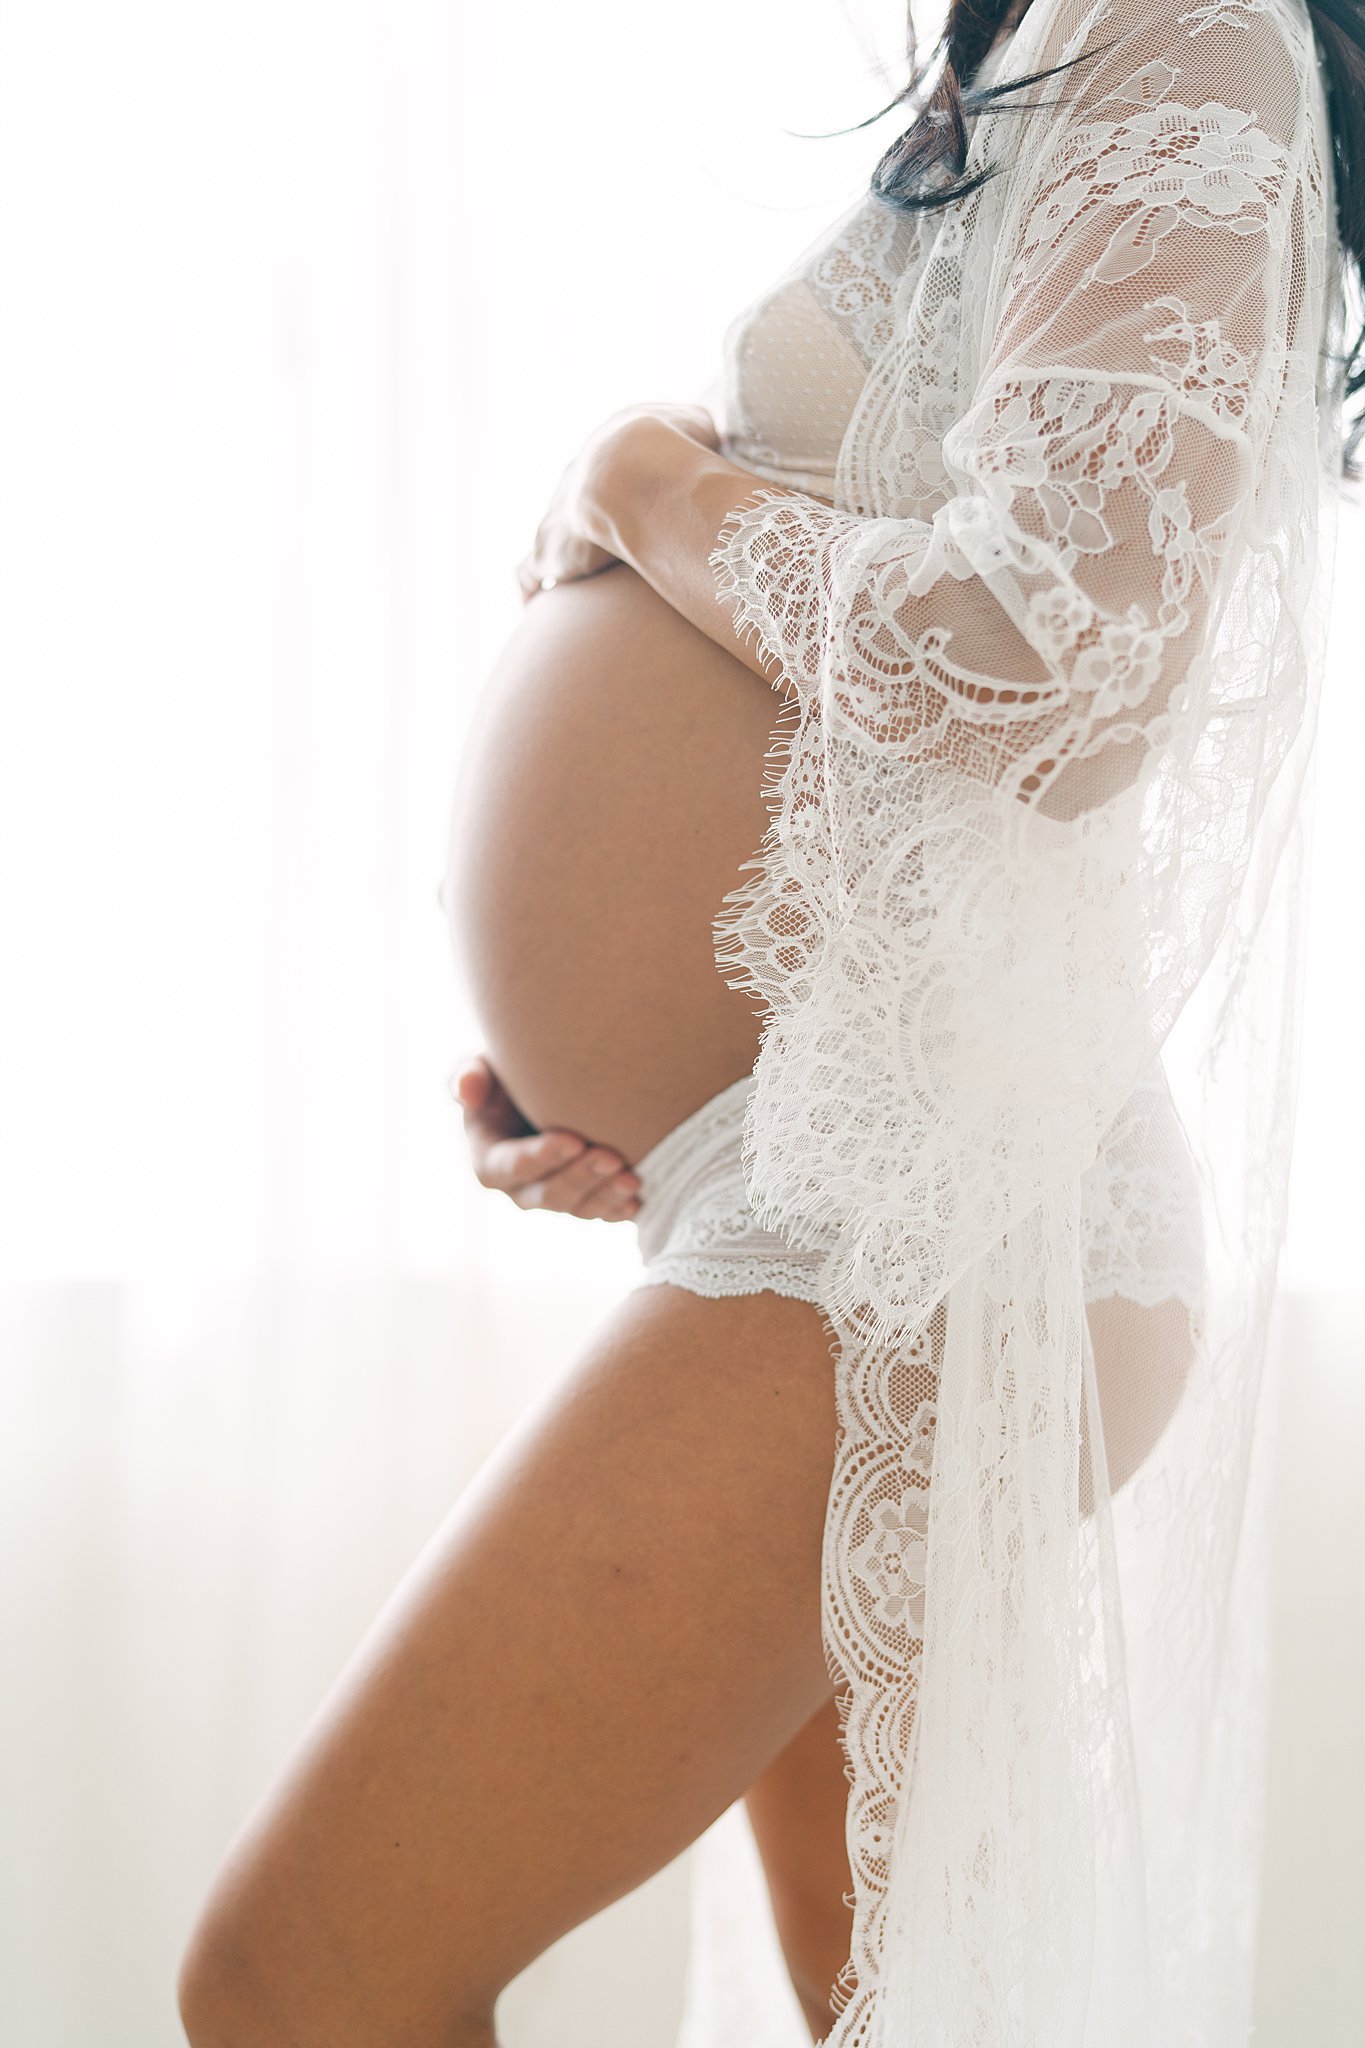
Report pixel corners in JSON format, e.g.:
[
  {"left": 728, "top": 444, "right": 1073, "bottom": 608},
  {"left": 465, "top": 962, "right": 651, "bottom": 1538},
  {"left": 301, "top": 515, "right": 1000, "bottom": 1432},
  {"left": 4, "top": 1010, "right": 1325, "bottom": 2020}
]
[
  {"left": 635, "top": 1063, "right": 1204, "bottom": 1333},
  {"left": 633, "top": 1072, "right": 833, "bottom": 1302},
  {"left": 694, "top": 0, "right": 1345, "bottom": 2040}
]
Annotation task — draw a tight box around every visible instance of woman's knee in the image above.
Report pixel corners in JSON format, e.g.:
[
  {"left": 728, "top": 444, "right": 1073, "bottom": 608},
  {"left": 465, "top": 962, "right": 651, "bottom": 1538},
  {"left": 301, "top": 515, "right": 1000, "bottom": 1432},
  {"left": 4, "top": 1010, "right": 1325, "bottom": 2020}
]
[
  {"left": 776, "top": 1911, "right": 853, "bottom": 2042},
  {"left": 175, "top": 1862, "right": 499, "bottom": 2048},
  {"left": 176, "top": 1891, "right": 293, "bottom": 2048}
]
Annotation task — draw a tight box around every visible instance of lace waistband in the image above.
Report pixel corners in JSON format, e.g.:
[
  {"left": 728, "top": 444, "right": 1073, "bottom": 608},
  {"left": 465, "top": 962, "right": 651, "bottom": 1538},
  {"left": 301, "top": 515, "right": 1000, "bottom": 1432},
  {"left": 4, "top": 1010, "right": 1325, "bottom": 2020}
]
[{"left": 632, "top": 1070, "right": 833, "bottom": 1305}]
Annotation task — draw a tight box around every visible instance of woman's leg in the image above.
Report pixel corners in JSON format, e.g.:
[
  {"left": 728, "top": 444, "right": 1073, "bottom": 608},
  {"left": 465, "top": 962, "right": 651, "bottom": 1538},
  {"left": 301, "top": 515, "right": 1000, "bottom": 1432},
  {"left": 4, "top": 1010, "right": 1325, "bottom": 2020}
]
[
  {"left": 177, "top": 1280, "right": 844, "bottom": 2048},
  {"left": 744, "top": 1693, "right": 856, "bottom": 2041},
  {"left": 749, "top": 1695, "right": 855, "bottom": 2031}
]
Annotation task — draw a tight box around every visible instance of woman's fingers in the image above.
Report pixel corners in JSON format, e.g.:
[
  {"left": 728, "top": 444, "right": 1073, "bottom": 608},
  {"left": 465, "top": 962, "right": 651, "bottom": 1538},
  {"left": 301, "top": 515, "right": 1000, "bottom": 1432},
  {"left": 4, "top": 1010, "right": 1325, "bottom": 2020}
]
[
  {"left": 480, "top": 1128, "right": 586, "bottom": 1199},
  {"left": 450, "top": 1056, "right": 641, "bottom": 1220},
  {"left": 515, "top": 538, "right": 616, "bottom": 599},
  {"left": 449, "top": 1058, "right": 488, "bottom": 1108},
  {"left": 557, "top": 1160, "right": 643, "bottom": 1221},
  {"left": 452, "top": 1058, "right": 530, "bottom": 1146},
  {"left": 519, "top": 1147, "right": 642, "bottom": 1220}
]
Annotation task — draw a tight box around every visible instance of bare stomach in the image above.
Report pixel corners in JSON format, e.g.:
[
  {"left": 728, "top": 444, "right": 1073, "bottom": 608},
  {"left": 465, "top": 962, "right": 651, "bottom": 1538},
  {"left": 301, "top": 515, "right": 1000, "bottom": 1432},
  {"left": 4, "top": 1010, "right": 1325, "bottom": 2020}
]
[{"left": 443, "top": 562, "right": 788, "bottom": 1165}]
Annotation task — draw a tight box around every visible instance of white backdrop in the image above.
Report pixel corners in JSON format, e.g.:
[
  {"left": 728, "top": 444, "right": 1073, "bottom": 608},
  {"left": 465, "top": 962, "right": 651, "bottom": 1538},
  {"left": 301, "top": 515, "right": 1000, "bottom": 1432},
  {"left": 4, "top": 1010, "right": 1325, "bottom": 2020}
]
[{"left": 1, "top": 4, "right": 1360, "bottom": 2044}]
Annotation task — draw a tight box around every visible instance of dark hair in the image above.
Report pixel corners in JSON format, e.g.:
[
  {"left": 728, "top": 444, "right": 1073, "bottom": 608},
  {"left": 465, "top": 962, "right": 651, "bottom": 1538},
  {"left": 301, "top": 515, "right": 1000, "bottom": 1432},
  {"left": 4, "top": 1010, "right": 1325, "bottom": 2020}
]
[{"left": 845, "top": 0, "right": 1365, "bottom": 479}]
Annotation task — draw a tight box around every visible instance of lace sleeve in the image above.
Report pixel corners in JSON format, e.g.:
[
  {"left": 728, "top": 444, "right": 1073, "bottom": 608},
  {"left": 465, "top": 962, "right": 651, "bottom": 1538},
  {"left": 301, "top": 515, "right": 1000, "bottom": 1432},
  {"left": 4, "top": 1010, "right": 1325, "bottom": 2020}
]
[{"left": 714, "top": 3, "right": 1317, "bottom": 807}]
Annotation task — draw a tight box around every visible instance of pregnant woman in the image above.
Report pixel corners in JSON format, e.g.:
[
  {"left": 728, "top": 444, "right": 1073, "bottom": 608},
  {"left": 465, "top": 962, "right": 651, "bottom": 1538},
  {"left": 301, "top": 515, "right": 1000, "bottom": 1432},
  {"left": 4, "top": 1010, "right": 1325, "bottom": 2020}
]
[{"left": 179, "top": 0, "right": 1354, "bottom": 2043}]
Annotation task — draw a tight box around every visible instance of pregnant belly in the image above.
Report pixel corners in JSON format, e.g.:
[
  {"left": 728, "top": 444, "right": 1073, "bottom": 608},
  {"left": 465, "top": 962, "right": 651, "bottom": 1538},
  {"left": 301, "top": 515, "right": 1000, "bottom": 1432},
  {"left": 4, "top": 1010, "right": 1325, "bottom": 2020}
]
[
  {"left": 444, "top": 566, "right": 1203, "bottom": 1490},
  {"left": 443, "top": 563, "right": 788, "bottom": 1165}
]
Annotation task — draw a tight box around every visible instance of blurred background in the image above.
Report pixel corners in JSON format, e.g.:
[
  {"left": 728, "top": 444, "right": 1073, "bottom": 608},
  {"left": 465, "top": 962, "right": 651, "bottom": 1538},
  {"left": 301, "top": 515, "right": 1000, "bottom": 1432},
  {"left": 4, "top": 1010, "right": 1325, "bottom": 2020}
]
[{"left": 1, "top": 2, "right": 1361, "bottom": 2042}]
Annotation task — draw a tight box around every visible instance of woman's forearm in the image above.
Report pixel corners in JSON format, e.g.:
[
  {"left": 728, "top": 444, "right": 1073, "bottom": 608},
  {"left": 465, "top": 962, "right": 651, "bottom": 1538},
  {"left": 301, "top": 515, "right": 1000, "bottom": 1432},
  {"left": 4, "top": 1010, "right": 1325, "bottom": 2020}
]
[{"left": 590, "top": 416, "right": 805, "bottom": 687}]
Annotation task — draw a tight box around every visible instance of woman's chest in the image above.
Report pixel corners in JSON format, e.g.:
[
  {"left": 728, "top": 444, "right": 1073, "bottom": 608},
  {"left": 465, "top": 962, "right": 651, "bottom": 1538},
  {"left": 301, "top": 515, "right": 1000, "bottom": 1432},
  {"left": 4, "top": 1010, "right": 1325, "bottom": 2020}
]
[{"left": 717, "top": 44, "right": 1016, "bottom": 512}]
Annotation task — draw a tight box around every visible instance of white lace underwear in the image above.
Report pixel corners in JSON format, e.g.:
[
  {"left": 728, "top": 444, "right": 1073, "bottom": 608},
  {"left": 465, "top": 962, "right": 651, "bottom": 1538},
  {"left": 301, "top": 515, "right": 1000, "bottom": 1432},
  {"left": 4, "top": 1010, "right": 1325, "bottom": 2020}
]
[
  {"left": 634, "top": 1062, "right": 1208, "bottom": 1328},
  {"left": 633, "top": 1072, "right": 834, "bottom": 1304}
]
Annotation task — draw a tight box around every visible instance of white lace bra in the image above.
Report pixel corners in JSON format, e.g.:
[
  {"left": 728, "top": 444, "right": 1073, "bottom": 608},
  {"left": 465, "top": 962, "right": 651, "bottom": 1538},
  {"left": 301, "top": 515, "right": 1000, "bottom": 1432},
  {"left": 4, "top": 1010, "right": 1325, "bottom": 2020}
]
[{"left": 716, "top": 34, "right": 1018, "bottom": 501}]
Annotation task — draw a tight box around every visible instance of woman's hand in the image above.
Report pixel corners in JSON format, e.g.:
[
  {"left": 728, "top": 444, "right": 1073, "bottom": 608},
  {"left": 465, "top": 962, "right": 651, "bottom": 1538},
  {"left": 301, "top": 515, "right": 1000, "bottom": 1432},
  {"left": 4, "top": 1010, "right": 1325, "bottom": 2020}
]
[
  {"left": 515, "top": 403, "right": 719, "bottom": 604},
  {"left": 449, "top": 1055, "right": 642, "bottom": 1222}
]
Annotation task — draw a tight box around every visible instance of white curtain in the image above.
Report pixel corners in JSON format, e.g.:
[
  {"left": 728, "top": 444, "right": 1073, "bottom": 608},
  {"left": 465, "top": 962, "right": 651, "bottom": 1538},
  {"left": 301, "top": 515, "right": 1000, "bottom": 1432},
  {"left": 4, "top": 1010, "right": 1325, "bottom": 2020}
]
[{"left": 0, "top": 4, "right": 1359, "bottom": 2044}]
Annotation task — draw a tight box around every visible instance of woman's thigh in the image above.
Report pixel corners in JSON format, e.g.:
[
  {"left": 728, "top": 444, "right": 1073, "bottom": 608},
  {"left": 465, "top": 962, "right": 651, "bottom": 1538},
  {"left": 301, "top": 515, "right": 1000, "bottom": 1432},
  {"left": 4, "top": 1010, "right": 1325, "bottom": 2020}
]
[{"left": 179, "top": 1280, "right": 840, "bottom": 2048}]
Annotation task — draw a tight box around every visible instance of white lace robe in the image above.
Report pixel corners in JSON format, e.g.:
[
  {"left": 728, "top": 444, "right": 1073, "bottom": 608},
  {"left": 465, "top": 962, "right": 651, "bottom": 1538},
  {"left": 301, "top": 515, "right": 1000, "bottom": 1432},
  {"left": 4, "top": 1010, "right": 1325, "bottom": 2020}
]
[{"left": 677, "top": 0, "right": 1347, "bottom": 2042}]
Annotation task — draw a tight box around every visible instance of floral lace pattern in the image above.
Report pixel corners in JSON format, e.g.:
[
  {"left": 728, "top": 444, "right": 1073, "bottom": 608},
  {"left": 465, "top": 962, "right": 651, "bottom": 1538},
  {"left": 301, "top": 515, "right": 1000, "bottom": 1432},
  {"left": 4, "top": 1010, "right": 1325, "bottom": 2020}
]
[
  {"left": 804, "top": 30, "right": 1018, "bottom": 370},
  {"left": 807, "top": 203, "right": 917, "bottom": 372},
  {"left": 703, "top": 0, "right": 1343, "bottom": 2039}
]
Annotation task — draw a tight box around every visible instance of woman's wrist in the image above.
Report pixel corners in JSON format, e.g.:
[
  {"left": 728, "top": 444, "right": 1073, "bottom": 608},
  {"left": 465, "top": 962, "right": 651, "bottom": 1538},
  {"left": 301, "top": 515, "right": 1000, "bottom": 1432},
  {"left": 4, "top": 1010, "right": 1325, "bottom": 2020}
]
[
  {"left": 584, "top": 411, "right": 806, "bottom": 681},
  {"left": 588, "top": 415, "right": 705, "bottom": 566},
  {"left": 594, "top": 415, "right": 779, "bottom": 589}
]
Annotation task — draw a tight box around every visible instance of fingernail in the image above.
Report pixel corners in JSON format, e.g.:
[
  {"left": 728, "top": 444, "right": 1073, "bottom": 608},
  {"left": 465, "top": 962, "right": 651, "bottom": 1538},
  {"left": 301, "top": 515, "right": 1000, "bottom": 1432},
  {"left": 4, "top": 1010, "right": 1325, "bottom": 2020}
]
[
  {"left": 588, "top": 1152, "right": 619, "bottom": 1177},
  {"left": 536, "top": 1135, "right": 582, "bottom": 1166}
]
